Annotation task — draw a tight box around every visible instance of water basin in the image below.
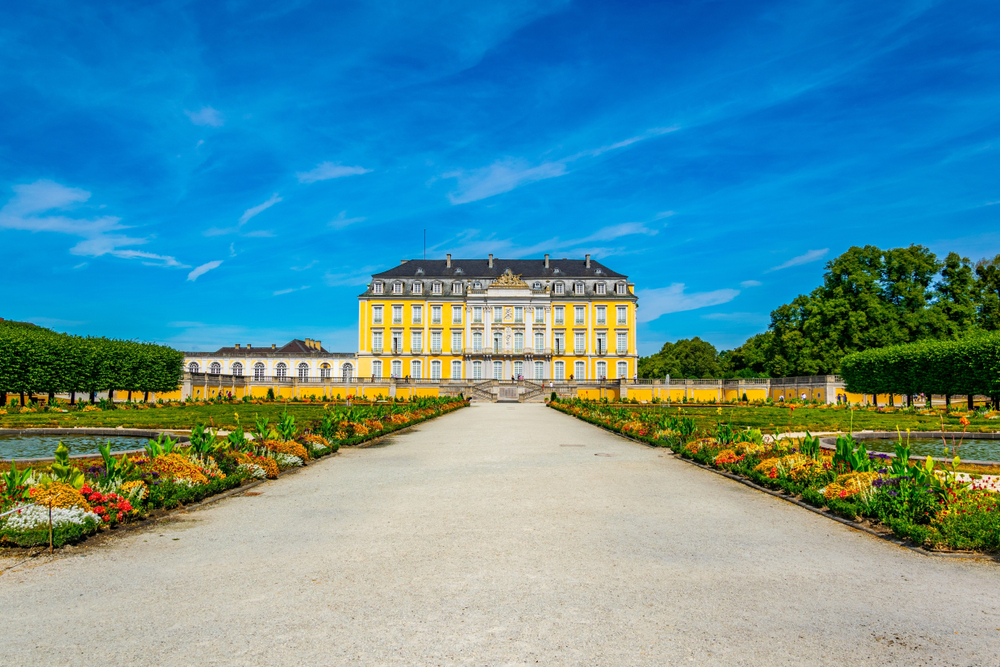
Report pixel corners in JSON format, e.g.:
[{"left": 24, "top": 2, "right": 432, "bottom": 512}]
[
  {"left": 0, "top": 434, "right": 150, "bottom": 460},
  {"left": 863, "top": 437, "right": 1000, "bottom": 462}
]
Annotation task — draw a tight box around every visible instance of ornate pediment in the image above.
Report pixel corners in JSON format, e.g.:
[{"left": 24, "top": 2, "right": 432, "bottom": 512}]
[{"left": 490, "top": 269, "right": 528, "bottom": 288}]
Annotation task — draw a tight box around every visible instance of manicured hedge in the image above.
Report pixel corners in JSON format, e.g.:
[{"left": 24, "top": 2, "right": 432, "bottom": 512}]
[
  {"left": 0, "top": 320, "right": 184, "bottom": 401},
  {"left": 840, "top": 332, "right": 1000, "bottom": 398}
]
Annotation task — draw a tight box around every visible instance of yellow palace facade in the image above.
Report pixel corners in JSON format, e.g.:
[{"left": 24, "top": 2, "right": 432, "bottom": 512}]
[{"left": 356, "top": 254, "right": 639, "bottom": 382}]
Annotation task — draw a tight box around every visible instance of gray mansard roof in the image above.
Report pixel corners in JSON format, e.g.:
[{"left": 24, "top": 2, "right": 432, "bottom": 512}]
[{"left": 372, "top": 258, "right": 626, "bottom": 279}]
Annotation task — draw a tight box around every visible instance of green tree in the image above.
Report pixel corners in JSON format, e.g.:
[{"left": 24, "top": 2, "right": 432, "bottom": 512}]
[
  {"left": 929, "top": 252, "right": 978, "bottom": 338},
  {"left": 976, "top": 253, "right": 1000, "bottom": 330},
  {"left": 639, "top": 337, "right": 720, "bottom": 378}
]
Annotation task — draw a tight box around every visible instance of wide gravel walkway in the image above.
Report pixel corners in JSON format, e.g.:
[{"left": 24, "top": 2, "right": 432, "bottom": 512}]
[{"left": 2, "top": 403, "right": 1000, "bottom": 666}]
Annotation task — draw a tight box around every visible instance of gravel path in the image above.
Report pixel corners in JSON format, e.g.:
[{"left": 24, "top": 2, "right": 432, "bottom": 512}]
[{"left": 2, "top": 403, "right": 1000, "bottom": 666}]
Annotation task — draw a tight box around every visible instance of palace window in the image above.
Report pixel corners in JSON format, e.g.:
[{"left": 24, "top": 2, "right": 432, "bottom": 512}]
[
  {"left": 596, "top": 282, "right": 606, "bottom": 295},
  {"left": 472, "top": 360, "right": 483, "bottom": 379},
  {"left": 188, "top": 362, "right": 199, "bottom": 373},
  {"left": 513, "top": 360, "right": 523, "bottom": 378},
  {"left": 617, "top": 332, "right": 628, "bottom": 353},
  {"left": 493, "top": 306, "right": 502, "bottom": 322},
  {"left": 342, "top": 363, "right": 354, "bottom": 380},
  {"left": 617, "top": 361, "right": 628, "bottom": 378},
  {"left": 391, "top": 333, "right": 402, "bottom": 354},
  {"left": 412, "top": 305, "right": 422, "bottom": 324},
  {"left": 411, "top": 360, "right": 422, "bottom": 378},
  {"left": 554, "top": 282, "right": 565, "bottom": 295},
  {"left": 451, "top": 331, "right": 462, "bottom": 352},
  {"left": 431, "top": 331, "right": 442, "bottom": 353},
  {"left": 392, "top": 305, "right": 403, "bottom": 324},
  {"left": 452, "top": 282, "right": 462, "bottom": 294},
  {"left": 574, "top": 332, "right": 585, "bottom": 354},
  {"left": 574, "top": 306, "right": 585, "bottom": 325},
  {"left": 431, "top": 360, "right": 442, "bottom": 379},
  {"left": 431, "top": 305, "right": 442, "bottom": 324},
  {"left": 597, "top": 361, "right": 607, "bottom": 379},
  {"left": 432, "top": 282, "right": 442, "bottom": 295},
  {"left": 413, "top": 282, "right": 423, "bottom": 295},
  {"left": 452, "top": 305, "right": 463, "bottom": 324},
  {"left": 391, "top": 360, "right": 402, "bottom": 377},
  {"left": 617, "top": 306, "right": 627, "bottom": 325},
  {"left": 372, "top": 305, "right": 383, "bottom": 324},
  {"left": 554, "top": 361, "right": 565, "bottom": 379},
  {"left": 596, "top": 332, "right": 607, "bottom": 354},
  {"left": 372, "top": 331, "right": 383, "bottom": 352},
  {"left": 372, "top": 360, "right": 383, "bottom": 378},
  {"left": 473, "top": 307, "right": 483, "bottom": 323},
  {"left": 574, "top": 282, "right": 584, "bottom": 295},
  {"left": 554, "top": 333, "right": 565, "bottom": 353},
  {"left": 533, "top": 281, "right": 541, "bottom": 289},
  {"left": 474, "top": 281, "right": 482, "bottom": 289},
  {"left": 411, "top": 331, "right": 423, "bottom": 352},
  {"left": 298, "top": 363, "right": 309, "bottom": 380},
  {"left": 493, "top": 332, "right": 502, "bottom": 353},
  {"left": 514, "top": 306, "right": 523, "bottom": 323},
  {"left": 473, "top": 332, "right": 483, "bottom": 351},
  {"left": 534, "top": 332, "right": 544, "bottom": 352},
  {"left": 596, "top": 306, "right": 606, "bottom": 325},
  {"left": 493, "top": 360, "right": 503, "bottom": 379},
  {"left": 275, "top": 362, "right": 288, "bottom": 379},
  {"left": 210, "top": 362, "right": 221, "bottom": 374},
  {"left": 451, "top": 360, "right": 462, "bottom": 379},
  {"left": 574, "top": 360, "right": 585, "bottom": 379},
  {"left": 373, "top": 282, "right": 384, "bottom": 294},
  {"left": 320, "top": 363, "right": 331, "bottom": 378},
  {"left": 232, "top": 362, "right": 243, "bottom": 376},
  {"left": 616, "top": 282, "right": 626, "bottom": 295},
  {"left": 554, "top": 306, "right": 564, "bottom": 325},
  {"left": 514, "top": 332, "right": 523, "bottom": 352},
  {"left": 534, "top": 307, "right": 545, "bottom": 323},
  {"left": 392, "top": 281, "right": 403, "bottom": 294},
  {"left": 534, "top": 361, "right": 544, "bottom": 380}
]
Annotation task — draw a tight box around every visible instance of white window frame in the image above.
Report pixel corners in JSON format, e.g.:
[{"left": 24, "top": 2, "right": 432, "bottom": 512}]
[
  {"left": 320, "top": 363, "right": 331, "bottom": 378},
  {"left": 412, "top": 282, "right": 423, "bottom": 295},
  {"left": 430, "top": 360, "right": 442, "bottom": 379},
  {"left": 596, "top": 282, "right": 606, "bottom": 295},
  {"left": 391, "top": 360, "right": 402, "bottom": 377},
  {"left": 452, "top": 282, "right": 462, "bottom": 294},
  {"left": 451, "top": 360, "right": 462, "bottom": 379},
  {"left": 411, "top": 330, "right": 423, "bottom": 352},
  {"left": 392, "top": 305, "right": 403, "bottom": 324},
  {"left": 554, "top": 333, "right": 565, "bottom": 354},
  {"left": 617, "top": 361, "right": 628, "bottom": 378},
  {"left": 493, "top": 360, "right": 504, "bottom": 380},
  {"left": 372, "top": 360, "right": 383, "bottom": 378},
  {"left": 373, "top": 282, "right": 384, "bottom": 294},
  {"left": 534, "top": 361, "right": 544, "bottom": 380},
  {"left": 574, "top": 331, "right": 585, "bottom": 354},
  {"left": 574, "top": 282, "right": 584, "bottom": 295},
  {"left": 617, "top": 306, "right": 627, "bottom": 325},
  {"left": 431, "top": 331, "right": 442, "bottom": 353},
  {"left": 188, "top": 362, "right": 199, "bottom": 373},
  {"left": 554, "top": 282, "right": 565, "bottom": 295},
  {"left": 574, "top": 361, "right": 585, "bottom": 379},
  {"left": 596, "top": 306, "right": 606, "bottom": 325},
  {"left": 554, "top": 361, "right": 565, "bottom": 380},
  {"left": 297, "top": 362, "right": 309, "bottom": 380},
  {"left": 554, "top": 306, "right": 565, "bottom": 325},
  {"left": 452, "top": 305, "right": 463, "bottom": 324},
  {"left": 513, "top": 360, "right": 524, "bottom": 378},
  {"left": 616, "top": 282, "right": 626, "bottom": 295},
  {"left": 575, "top": 306, "right": 585, "bottom": 325},
  {"left": 617, "top": 332, "right": 628, "bottom": 353},
  {"left": 209, "top": 362, "right": 221, "bottom": 374},
  {"left": 451, "top": 331, "right": 463, "bottom": 352},
  {"left": 534, "top": 307, "right": 545, "bottom": 323},
  {"left": 596, "top": 332, "right": 607, "bottom": 354},
  {"left": 231, "top": 362, "right": 243, "bottom": 376},
  {"left": 372, "top": 331, "right": 383, "bottom": 352},
  {"left": 473, "top": 307, "right": 483, "bottom": 323},
  {"left": 392, "top": 281, "right": 403, "bottom": 294},
  {"left": 597, "top": 361, "right": 607, "bottom": 379},
  {"left": 275, "top": 362, "right": 288, "bottom": 379},
  {"left": 372, "top": 305, "right": 383, "bottom": 325},
  {"left": 254, "top": 363, "right": 265, "bottom": 380},
  {"left": 472, "top": 361, "right": 483, "bottom": 379},
  {"left": 412, "top": 305, "right": 422, "bottom": 324},
  {"left": 534, "top": 332, "right": 544, "bottom": 352},
  {"left": 431, "top": 305, "right": 442, "bottom": 324},
  {"left": 514, "top": 306, "right": 523, "bottom": 323},
  {"left": 432, "top": 282, "right": 442, "bottom": 295},
  {"left": 473, "top": 332, "right": 483, "bottom": 351}
]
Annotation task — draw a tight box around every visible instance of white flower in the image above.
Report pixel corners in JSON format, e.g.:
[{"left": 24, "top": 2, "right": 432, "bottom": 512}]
[
  {"left": 237, "top": 463, "right": 266, "bottom": 479},
  {"left": 274, "top": 453, "right": 303, "bottom": 467},
  {"left": 2, "top": 504, "right": 102, "bottom": 531}
]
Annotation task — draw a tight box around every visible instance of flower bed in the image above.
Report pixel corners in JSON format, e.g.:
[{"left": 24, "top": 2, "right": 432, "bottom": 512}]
[
  {"left": 1, "top": 397, "right": 467, "bottom": 548},
  {"left": 551, "top": 399, "right": 1000, "bottom": 556}
]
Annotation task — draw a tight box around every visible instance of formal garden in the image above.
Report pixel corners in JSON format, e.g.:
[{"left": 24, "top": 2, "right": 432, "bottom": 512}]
[{"left": 0, "top": 397, "right": 467, "bottom": 549}]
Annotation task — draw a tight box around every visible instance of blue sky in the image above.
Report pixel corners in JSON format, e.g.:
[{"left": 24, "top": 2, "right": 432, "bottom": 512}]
[{"left": 2, "top": 0, "right": 998, "bottom": 354}]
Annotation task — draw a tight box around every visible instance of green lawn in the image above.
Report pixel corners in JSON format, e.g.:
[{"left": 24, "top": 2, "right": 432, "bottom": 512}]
[{"left": 640, "top": 404, "right": 999, "bottom": 434}]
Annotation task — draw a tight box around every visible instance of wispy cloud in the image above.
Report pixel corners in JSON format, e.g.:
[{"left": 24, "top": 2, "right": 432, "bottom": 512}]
[
  {"left": 445, "top": 126, "right": 679, "bottom": 204},
  {"left": 274, "top": 285, "right": 310, "bottom": 296},
  {"left": 291, "top": 260, "right": 318, "bottom": 271},
  {"left": 185, "top": 106, "right": 224, "bottom": 127},
  {"left": 297, "top": 162, "right": 372, "bottom": 183},
  {"left": 328, "top": 210, "right": 367, "bottom": 229},
  {"left": 653, "top": 211, "right": 676, "bottom": 220},
  {"left": 1, "top": 180, "right": 186, "bottom": 267},
  {"left": 239, "top": 193, "right": 282, "bottom": 225},
  {"left": 766, "top": 249, "right": 829, "bottom": 272},
  {"left": 187, "top": 260, "right": 223, "bottom": 282},
  {"left": 740, "top": 280, "right": 762, "bottom": 288},
  {"left": 636, "top": 283, "right": 740, "bottom": 323}
]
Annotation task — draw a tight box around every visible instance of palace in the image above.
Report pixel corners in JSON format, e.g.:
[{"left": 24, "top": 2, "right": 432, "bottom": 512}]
[{"left": 356, "top": 254, "right": 639, "bottom": 382}]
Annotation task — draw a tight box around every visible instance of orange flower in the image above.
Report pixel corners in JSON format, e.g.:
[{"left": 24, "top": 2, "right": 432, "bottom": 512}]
[{"left": 959, "top": 416, "right": 970, "bottom": 426}]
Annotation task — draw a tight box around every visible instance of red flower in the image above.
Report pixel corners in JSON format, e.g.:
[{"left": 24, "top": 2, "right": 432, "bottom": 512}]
[
  {"left": 94, "top": 505, "right": 106, "bottom": 514},
  {"left": 116, "top": 511, "right": 123, "bottom": 521}
]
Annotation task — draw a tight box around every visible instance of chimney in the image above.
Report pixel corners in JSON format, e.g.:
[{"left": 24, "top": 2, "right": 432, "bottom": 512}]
[
  {"left": 271, "top": 343, "right": 276, "bottom": 349},
  {"left": 446, "top": 253, "right": 451, "bottom": 268},
  {"left": 488, "top": 254, "right": 494, "bottom": 268},
  {"left": 247, "top": 343, "right": 252, "bottom": 349},
  {"left": 544, "top": 254, "right": 550, "bottom": 269},
  {"left": 235, "top": 343, "right": 241, "bottom": 349},
  {"left": 585, "top": 254, "right": 591, "bottom": 269},
  {"left": 400, "top": 259, "right": 408, "bottom": 264},
  {"left": 315, "top": 340, "right": 321, "bottom": 350}
]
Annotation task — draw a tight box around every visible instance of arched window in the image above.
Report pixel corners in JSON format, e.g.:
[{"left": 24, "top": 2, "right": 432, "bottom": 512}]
[
  {"left": 232, "top": 362, "right": 243, "bottom": 376},
  {"left": 472, "top": 360, "right": 483, "bottom": 379},
  {"left": 253, "top": 362, "right": 265, "bottom": 380},
  {"left": 513, "top": 361, "right": 523, "bottom": 378},
  {"left": 275, "top": 362, "right": 288, "bottom": 379},
  {"left": 209, "top": 362, "right": 221, "bottom": 374},
  {"left": 342, "top": 363, "right": 354, "bottom": 380},
  {"left": 390, "top": 360, "right": 402, "bottom": 377},
  {"left": 513, "top": 332, "right": 523, "bottom": 352},
  {"left": 554, "top": 361, "right": 565, "bottom": 380},
  {"left": 451, "top": 360, "right": 462, "bottom": 379},
  {"left": 372, "top": 360, "right": 383, "bottom": 378},
  {"left": 320, "top": 363, "right": 331, "bottom": 378},
  {"left": 411, "top": 360, "right": 422, "bottom": 378},
  {"left": 297, "top": 362, "right": 309, "bottom": 380},
  {"left": 574, "top": 361, "right": 586, "bottom": 379},
  {"left": 596, "top": 361, "right": 607, "bottom": 380},
  {"left": 617, "top": 361, "right": 628, "bottom": 379},
  {"left": 188, "top": 362, "right": 199, "bottom": 373},
  {"left": 431, "top": 360, "right": 441, "bottom": 379}
]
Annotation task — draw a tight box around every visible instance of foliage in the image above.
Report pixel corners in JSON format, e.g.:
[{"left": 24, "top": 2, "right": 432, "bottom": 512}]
[
  {"left": 45, "top": 442, "right": 86, "bottom": 488},
  {"left": 638, "top": 337, "right": 723, "bottom": 379},
  {"left": 145, "top": 432, "right": 179, "bottom": 458},
  {"left": 276, "top": 410, "right": 297, "bottom": 441}
]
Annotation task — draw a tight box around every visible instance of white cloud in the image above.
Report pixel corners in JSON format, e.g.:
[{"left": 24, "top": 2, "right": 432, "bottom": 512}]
[
  {"left": 653, "top": 211, "right": 676, "bottom": 220},
  {"left": 291, "top": 260, "right": 318, "bottom": 271},
  {"left": 445, "top": 126, "right": 679, "bottom": 205},
  {"left": 185, "top": 106, "right": 224, "bottom": 127},
  {"left": 1, "top": 180, "right": 187, "bottom": 267},
  {"left": 740, "top": 280, "right": 762, "bottom": 288},
  {"left": 297, "top": 162, "right": 372, "bottom": 184},
  {"left": 274, "top": 285, "right": 310, "bottom": 296},
  {"left": 229, "top": 243, "right": 237, "bottom": 257},
  {"left": 72, "top": 262, "right": 88, "bottom": 270},
  {"left": 187, "top": 260, "right": 223, "bottom": 282},
  {"left": 766, "top": 248, "right": 829, "bottom": 272},
  {"left": 239, "top": 193, "right": 282, "bottom": 225},
  {"left": 636, "top": 283, "right": 740, "bottom": 323},
  {"left": 245, "top": 230, "right": 275, "bottom": 237},
  {"left": 580, "top": 222, "right": 657, "bottom": 242},
  {"left": 328, "top": 210, "right": 367, "bottom": 229}
]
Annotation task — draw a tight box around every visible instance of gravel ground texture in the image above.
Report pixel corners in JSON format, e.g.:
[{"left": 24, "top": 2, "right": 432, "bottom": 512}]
[{"left": 2, "top": 402, "right": 1000, "bottom": 666}]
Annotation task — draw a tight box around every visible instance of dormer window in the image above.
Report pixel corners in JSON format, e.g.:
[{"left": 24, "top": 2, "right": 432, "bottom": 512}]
[
  {"left": 413, "top": 282, "right": 423, "bottom": 295},
  {"left": 432, "top": 282, "right": 442, "bottom": 295},
  {"left": 474, "top": 281, "right": 482, "bottom": 289},
  {"left": 574, "top": 282, "right": 584, "bottom": 295},
  {"left": 454, "top": 268, "right": 464, "bottom": 275},
  {"left": 373, "top": 282, "right": 384, "bottom": 295},
  {"left": 452, "top": 281, "right": 462, "bottom": 294},
  {"left": 533, "top": 281, "right": 541, "bottom": 289},
  {"left": 595, "top": 268, "right": 604, "bottom": 275},
  {"left": 616, "top": 282, "right": 626, "bottom": 295},
  {"left": 392, "top": 281, "right": 403, "bottom": 294},
  {"left": 415, "top": 267, "right": 425, "bottom": 275},
  {"left": 554, "top": 282, "right": 565, "bottom": 295},
  {"left": 596, "top": 282, "right": 606, "bottom": 295}
]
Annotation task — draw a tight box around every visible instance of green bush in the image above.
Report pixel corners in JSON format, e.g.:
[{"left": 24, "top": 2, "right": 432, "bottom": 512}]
[{"left": 0, "top": 519, "right": 100, "bottom": 547}]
